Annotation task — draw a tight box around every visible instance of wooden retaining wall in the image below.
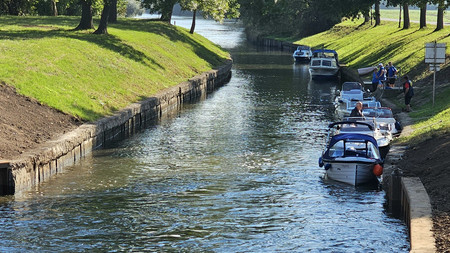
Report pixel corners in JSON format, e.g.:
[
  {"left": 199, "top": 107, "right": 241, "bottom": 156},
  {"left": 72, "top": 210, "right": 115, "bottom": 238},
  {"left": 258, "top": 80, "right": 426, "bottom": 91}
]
[{"left": 0, "top": 61, "right": 232, "bottom": 195}]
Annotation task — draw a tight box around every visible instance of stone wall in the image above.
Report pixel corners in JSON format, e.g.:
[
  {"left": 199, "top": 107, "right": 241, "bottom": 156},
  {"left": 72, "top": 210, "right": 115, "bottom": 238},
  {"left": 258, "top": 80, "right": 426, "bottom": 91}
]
[{"left": 0, "top": 61, "right": 232, "bottom": 195}]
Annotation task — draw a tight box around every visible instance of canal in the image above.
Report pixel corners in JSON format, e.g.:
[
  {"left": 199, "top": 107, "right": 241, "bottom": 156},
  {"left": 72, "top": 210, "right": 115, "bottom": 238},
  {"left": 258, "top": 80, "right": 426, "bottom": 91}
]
[{"left": 0, "top": 17, "right": 409, "bottom": 252}]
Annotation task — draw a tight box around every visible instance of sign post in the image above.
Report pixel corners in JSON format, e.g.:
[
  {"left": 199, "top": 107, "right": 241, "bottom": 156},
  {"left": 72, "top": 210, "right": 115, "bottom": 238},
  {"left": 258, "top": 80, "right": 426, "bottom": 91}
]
[{"left": 425, "top": 42, "right": 446, "bottom": 106}]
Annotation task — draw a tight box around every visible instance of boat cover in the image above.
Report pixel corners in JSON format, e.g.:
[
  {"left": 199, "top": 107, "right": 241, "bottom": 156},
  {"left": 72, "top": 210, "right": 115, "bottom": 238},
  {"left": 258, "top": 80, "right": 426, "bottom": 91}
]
[
  {"left": 327, "top": 133, "right": 378, "bottom": 149},
  {"left": 312, "top": 49, "right": 337, "bottom": 54}
]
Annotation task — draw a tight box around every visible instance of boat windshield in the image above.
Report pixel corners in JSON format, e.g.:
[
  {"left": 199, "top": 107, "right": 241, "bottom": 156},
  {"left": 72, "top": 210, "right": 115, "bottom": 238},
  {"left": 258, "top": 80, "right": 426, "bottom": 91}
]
[
  {"left": 311, "top": 60, "right": 321, "bottom": 66},
  {"left": 363, "top": 101, "right": 380, "bottom": 108},
  {"left": 362, "top": 108, "right": 394, "bottom": 118},
  {"left": 342, "top": 82, "right": 363, "bottom": 91},
  {"left": 378, "top": 108, "right": 394, "bottom": 118},
  {"left": 323, "top": 60, "right": 332, "bottom": 67},
  {"left": 327, "top": 140, "right": 380, "bottom": 159},
  {"left": 340, "top": 123, "right": 373, "bottom": 132}
]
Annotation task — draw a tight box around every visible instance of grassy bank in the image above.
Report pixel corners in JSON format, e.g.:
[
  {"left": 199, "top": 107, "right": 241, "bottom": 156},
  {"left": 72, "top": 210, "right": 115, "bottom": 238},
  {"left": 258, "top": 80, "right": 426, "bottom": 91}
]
[
  {"left": 293, "top": 20, "right": 450, "bottom": 143},
  {"left": 0, "top": 16, "right": 229, "bottom": 121},
  {"left": 380, "top": 9, "right": 450, "bottom": 24}
]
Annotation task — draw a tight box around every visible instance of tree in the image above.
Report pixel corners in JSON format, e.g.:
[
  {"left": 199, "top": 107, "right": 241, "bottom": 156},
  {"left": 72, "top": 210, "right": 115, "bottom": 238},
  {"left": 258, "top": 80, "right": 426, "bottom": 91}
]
[
  {"left": 109, "top": 0, "right": 118, "bottom": 23},
  {"left": 180, "top": 0, "right": 239, "bottom": 34},
  {"left": 94, "top": 0, "right": 111, "bottom": 34},
  {"left": 0, "top": 0, "right": 37, "bottom": 15},
  {"left": 74, "top": 0, "right": 95, "bottom": 30},
  {"left": 387, "top": 0, "right": 411, "bottom": 29},
  {"left": 141, "top": 0, "right": 178, "bottom": 23},
  {"left": 52, "top": 0, "right": 58, "bottom": 16},
  {"left": 374, "top": 0, "right": 381, "bottom": 26},
  {"left": 431, "top": 0, "right": 450, "bottom": 31},
  {"left": 411, "top": 0, "right": 428, "bottom": 29}
]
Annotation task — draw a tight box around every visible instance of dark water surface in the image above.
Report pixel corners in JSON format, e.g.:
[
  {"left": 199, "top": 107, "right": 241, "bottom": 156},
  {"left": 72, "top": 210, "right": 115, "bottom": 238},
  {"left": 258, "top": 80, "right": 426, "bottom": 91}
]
[{"left": 0, "top": 17, "right": 409, "bottom": 252}]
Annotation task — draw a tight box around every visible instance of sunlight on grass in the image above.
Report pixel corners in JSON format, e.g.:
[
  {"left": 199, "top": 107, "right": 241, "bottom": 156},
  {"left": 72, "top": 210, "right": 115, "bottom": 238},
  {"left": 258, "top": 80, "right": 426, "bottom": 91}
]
[
  {"left": 295, "top": 20, "right": 450, "bottom": 75},
  {"left": 0, "top": 16, "right": 230, "bottom": 121},
  {"left": 293, "top": 19, "right": 450, "bottom": 144}
]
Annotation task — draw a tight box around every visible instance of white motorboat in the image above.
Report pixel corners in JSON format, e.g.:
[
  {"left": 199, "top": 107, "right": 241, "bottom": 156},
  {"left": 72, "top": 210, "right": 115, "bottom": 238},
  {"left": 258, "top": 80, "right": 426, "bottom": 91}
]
[
  {"left": 333, "top": 119, "right": 392, "bottom": 149},
  {"left": 358, "top": 66, "right": 377, "bottom": 76},
  {"left": 319, "top": 129, "right": 383, "bottom": 186},
  {"left": 292, "top": 45, "right": 312, "bottom": 63},
  {"left": 309, "top": 49, "right": 339, "bottom": 78},
  {"left": 335, "top": 99, "right": 381, "bottom": 119},
  {"left": 363, "top": 107, "right": 402, "bottom": 136}
]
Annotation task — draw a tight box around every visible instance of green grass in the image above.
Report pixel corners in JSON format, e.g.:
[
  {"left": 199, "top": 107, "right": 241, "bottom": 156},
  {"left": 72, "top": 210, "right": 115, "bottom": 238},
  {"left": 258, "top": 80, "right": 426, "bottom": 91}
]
[
  {"left": 398, "top": 86, "right": 450, "bottom": 145},
  {"left": 380, "top": 9, "right": 450, "bottom": 24},
  {"left": 0, "top": 16, "right": 230, "bottom": 121},
  {"left": 294, "top": 20, "right": 450, "bottom": 74},
  {"left": 293, "top": 19, "right": 450, "bottom": 144}
]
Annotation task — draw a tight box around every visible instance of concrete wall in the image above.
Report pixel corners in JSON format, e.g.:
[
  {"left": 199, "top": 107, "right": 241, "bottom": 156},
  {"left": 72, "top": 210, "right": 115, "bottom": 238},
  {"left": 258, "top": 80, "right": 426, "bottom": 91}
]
[{"left": 1, "top": 61, "right": 232, "bottom": 195}]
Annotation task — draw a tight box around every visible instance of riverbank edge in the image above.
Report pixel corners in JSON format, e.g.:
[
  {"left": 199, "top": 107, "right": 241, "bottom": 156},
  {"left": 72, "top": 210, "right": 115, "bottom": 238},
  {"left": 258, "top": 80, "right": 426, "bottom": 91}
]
[
  {"left": 0, "top": 60, "right": 232, "bottom": 195},
  {"left": 245, "top": 35, "right": 435, "bottom": 252}
]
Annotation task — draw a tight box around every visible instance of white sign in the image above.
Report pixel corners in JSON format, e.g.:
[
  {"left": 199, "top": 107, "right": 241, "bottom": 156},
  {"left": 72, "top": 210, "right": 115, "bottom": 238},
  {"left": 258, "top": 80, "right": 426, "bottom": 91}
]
[
  {"left": 425, "top": 43, "right": 446, "bottom": 64},
  {"left": 429, "top": 64, "right": 440, "bottom": 72}
]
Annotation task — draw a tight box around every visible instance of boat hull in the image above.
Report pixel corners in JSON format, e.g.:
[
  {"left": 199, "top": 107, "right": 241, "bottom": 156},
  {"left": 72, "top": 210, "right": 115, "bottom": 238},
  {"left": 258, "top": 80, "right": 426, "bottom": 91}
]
[
  {"left": 309, "top": 67, "right": 339, "bottom": 78},
  {"left": 293, "top": 56, "right": 311, "bottom": 63},
  {"left": 324, "top": 161, "right": 377, "bottom": 186}
]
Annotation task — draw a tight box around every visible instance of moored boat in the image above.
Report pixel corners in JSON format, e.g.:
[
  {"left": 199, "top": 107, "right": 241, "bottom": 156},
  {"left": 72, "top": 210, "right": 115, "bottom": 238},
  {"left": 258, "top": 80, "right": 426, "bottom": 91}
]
[
  {"left": 292, "top": 45, "right": 312, "bottom": 63},
  {"left": 319, "top": 131, "right": 383, "bottom": 186},
  {"left": 309, "top": 49, "right": 339, "bottom": 78}
]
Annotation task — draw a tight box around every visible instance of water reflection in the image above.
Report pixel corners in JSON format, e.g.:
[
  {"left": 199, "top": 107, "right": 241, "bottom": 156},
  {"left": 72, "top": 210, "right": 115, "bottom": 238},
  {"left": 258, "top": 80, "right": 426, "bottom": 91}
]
[{"left": 0, "top": 16, "right": 409, "bottom": 252}]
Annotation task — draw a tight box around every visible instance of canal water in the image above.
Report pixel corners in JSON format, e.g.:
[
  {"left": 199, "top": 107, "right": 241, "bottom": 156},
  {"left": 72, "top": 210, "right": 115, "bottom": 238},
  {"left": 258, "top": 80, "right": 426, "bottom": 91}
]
[{"left": 0, "top": 17, "right": 409, "bottom": 252}]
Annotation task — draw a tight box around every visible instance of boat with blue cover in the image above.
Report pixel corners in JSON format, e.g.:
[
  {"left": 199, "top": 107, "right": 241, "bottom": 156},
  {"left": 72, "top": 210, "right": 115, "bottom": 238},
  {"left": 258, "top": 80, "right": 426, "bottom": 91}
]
[{"left": 319, "top": 122, "right": 384, "bottom": 186}]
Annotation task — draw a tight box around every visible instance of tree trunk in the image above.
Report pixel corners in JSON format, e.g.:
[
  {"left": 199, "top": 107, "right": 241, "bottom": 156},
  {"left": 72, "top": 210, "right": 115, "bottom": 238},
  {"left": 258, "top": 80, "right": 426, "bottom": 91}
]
[
  {"left": 435, "top": 4, "right": 444, "bottom": 31},
  {"left": 94, "top": 2, "right": 111, "bottom": 34},
  {"left": 398, "top": 5, "right": 402, "bottom": 28},
  {"left": 108, "top": 0, "right": 117, "bottom": 23},
  {"left": 160, "top": 5, "right": 174, "bottom": 23},
  {"left": 74, "top": 0, "right": 94, "bottom": 30},
  {"left": 190, "top": 9, "right": 196, "bottom": 34},
  {"left": 402, "top": 3, "right": 410, "bottom": 29},
  {"left": 363, "top": 11, "right": 370, "bottom": 24},
  {"left": 374, "top": 1, "right": 381, "bottom": 27},
  {"left": 52, "top": 0, "right": 58, "bottom": 16},
  {"left": 419, "top": 4, "right": 426, "bottom": 29}
]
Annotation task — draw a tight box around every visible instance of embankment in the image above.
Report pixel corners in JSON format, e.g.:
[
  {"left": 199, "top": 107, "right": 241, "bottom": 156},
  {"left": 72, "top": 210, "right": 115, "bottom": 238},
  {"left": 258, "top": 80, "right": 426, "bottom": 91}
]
[{"left": 0, "top": 61, "right": 232, "bottom": 195}]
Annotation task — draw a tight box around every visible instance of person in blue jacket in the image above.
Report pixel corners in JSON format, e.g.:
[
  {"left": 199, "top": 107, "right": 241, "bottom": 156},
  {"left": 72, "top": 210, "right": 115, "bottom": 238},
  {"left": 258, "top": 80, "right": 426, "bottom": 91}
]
[
  {"left": 387, "top": 62, "right": 398, "bottom": 87},
  {"left": 371, "top": 68, "right": 380, "bottom": 91},
  {"left": 376, "top": 63, "right": 386, "bottom": 87}
]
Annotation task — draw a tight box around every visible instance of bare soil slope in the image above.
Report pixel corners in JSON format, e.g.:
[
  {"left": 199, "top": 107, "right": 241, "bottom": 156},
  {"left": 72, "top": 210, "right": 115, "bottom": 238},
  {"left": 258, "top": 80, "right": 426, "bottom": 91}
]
[{"left": 0, "top": 82, "right": 81, "bottom": 160}]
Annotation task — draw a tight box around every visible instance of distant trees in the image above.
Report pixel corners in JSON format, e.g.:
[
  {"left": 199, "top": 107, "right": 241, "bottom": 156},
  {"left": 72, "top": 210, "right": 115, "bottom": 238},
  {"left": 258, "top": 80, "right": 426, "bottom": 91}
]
[{"left": 179, "top": 0, "right": 239, "bottom": 33}]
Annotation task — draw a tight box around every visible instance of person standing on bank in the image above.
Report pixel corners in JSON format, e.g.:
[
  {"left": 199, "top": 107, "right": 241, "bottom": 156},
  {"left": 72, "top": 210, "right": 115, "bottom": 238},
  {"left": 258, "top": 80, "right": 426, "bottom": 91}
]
[
  {"left": 377, "top": 63, "right": 386, "bottom": 87},
  {"left": 371, "top": 68, "right": 380, "bottom": 92},
  {"left": 387, "top": 62, "right": 398, "bottom": 87},
  {"left": 350, "top": 101, "right": 364, "bottom": 118},
  {"left": 403, "top": 76, "right": 414, "bottom": 112}
]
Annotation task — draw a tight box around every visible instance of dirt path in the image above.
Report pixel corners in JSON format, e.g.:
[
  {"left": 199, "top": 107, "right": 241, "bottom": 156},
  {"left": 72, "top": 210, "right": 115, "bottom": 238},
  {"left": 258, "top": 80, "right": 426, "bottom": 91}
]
[{"left": 0, "top": 82, "right": 82, "bottom": 160}]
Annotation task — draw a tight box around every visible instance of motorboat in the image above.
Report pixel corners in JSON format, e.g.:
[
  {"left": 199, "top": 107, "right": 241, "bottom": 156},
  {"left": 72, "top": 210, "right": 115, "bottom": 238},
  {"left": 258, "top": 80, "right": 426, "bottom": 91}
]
[
  {"left": 358, "top": 66, "right": 377, "bottom": 76},
  {"left": 334, "top": 82, "right": 375, "bottom": 104},
  {"left": 333, "top": 119, "right": 392, "bottom": 150},
  {"left": 319, "top": 130, "right": 384, "bottom": 186},
  {"left": 292, "top": 45, "right": 312, "bottom": 63},
  {"left": 335, "top": 99, "right": 381, "bottom": 118},
  {"left": 362, "top": 107, "right": 402, "bottom": 136},
  {"left": 309, "top": 49, "right": 339, "bottom": 78}
]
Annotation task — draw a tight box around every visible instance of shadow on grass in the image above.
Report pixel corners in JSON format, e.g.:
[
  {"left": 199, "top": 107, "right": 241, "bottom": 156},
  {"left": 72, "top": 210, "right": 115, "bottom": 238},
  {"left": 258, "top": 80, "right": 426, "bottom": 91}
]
[
  {"left": 109, "top": 19, "right": 228, "bottom": 66},
  {"left": 0, "top": 28, "right": 164, "bottom": 70}
]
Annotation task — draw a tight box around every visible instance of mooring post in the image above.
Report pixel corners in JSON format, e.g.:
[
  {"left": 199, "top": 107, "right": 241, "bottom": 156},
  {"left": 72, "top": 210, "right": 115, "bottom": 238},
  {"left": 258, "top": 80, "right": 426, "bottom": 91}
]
[
  {"left": 0, "top": 161, "right": 11, "bottom": 195},
  {"left": 389, "top": 168, "right": 402, "bottom": 218}
]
